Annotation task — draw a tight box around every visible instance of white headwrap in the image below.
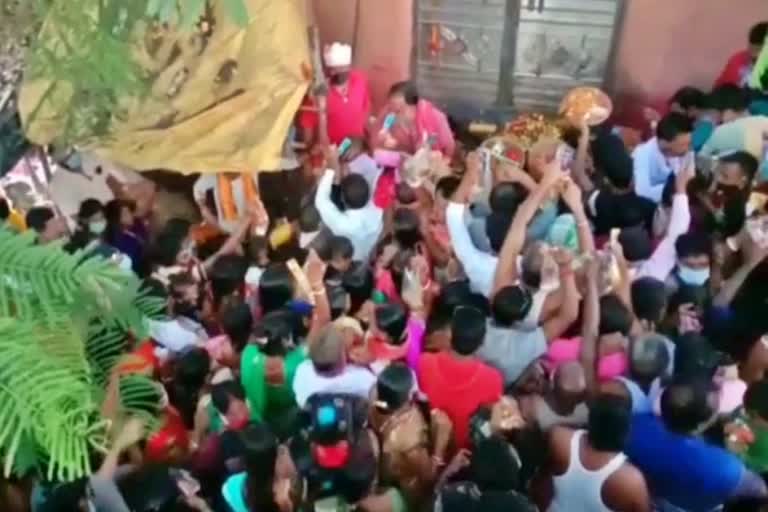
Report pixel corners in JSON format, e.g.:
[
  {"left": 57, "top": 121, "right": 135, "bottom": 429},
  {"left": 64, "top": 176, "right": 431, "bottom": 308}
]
[{"left": 323, "top": 42, "right": 352, "bottom": 68}]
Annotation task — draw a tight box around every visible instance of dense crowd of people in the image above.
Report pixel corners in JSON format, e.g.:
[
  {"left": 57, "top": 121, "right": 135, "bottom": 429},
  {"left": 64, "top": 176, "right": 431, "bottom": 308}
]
[{"left": 2, "top": 19, "right": 768, "bottom": 512}]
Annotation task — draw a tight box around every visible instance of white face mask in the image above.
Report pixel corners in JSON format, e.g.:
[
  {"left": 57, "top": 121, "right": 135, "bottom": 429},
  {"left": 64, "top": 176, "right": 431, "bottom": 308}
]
[
  {"left": 89, "top": 220, "right": 106, "bottom": 235},
  {"left": 678, "top": 265, "right": 710, "bottom": 286}
]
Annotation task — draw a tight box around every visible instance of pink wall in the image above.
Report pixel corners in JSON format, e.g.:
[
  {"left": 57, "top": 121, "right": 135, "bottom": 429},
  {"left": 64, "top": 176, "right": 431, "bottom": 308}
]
[
  {"left": 309, "top": 0, "right": 413, "bottom": 109},
  {"left": 613, "top": 0, "right": 766, "bottom": 126},
  {"left": 310, "top": 0, "right": 766, "bottom": 122}
]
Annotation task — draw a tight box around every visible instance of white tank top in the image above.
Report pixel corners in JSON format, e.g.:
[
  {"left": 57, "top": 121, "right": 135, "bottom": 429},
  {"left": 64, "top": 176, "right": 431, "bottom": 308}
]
[{"left": 548, "top": 431, "right": 627, "bottom": 512}]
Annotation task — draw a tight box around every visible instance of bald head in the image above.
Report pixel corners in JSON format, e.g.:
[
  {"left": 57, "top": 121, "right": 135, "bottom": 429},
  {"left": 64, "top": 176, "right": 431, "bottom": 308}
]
[{"left": 630, "top": 334, "right": 671, "bottom": 383}]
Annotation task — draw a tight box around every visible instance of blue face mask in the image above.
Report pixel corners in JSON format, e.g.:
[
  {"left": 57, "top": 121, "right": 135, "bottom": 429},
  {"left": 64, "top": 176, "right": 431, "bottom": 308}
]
[{"left": 678, "top": 265, "right": 710, "bottom": 286}]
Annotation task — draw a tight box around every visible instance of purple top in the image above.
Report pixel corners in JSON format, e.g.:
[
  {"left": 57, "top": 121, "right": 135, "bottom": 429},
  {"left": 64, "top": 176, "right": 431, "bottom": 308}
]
[{"left": 406, "top": 316, "right": 425, "bottom": 370}]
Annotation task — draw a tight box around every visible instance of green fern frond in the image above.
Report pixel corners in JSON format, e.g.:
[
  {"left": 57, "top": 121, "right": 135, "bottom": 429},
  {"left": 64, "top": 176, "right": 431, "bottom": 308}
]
[
  {"left": 0, "top": 229, "right": 165, "bottom": 480},
  {"left": 0, "top": 228, "right": 163, "bottom": 334}
]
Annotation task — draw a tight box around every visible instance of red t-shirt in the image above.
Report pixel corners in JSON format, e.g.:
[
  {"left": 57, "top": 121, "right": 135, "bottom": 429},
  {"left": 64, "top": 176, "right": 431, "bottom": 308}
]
[
  {"left": 417, "top": 352, "right": 503, "bottom": 448},
  {"left": 715, "top": 50, "right": 752, "bottom": 87},
  {"left": 300, "top": 70, "right": 371, "bottom": 144}
]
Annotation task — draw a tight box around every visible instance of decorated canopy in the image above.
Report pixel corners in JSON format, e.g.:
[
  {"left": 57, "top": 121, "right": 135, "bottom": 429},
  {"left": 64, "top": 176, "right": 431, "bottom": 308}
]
[{"left": 19, "top": 0, "right": 310, "bottom": 174}]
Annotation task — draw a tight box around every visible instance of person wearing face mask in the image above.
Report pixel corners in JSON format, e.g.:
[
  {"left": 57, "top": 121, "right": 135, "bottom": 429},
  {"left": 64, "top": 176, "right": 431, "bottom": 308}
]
[
  {"left": 300, "top": 42, "right": 371, "bottom": 148},
  {"left": 65, "top": 198, "right": 107, "bottom": 253},
  {"left": 667, "top": 232, "right": 712, "bottom": 293},
  {"left": 618, "top": 162, "right": 694, "bottom": 283},
  {"left": 701, "top": 151, "right": 758, "bottom": 231},
  {"left": 147, "top": 272, "right": 208, "bottom": 353}
]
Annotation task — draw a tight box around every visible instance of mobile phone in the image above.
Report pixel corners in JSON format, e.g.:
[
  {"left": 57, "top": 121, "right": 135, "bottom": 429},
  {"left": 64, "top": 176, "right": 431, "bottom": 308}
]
[
  {"left": 382, "top": 113, "right": 396, "bottom": 132},
  {"left": 338, "top": 137, "right": 352, "bottom": 157},
  {"left": 426, "top": 133, "right": 438, "bottom": 149},
  {"left": 555, "top": 143, "right": 574, "bottom": 170}
]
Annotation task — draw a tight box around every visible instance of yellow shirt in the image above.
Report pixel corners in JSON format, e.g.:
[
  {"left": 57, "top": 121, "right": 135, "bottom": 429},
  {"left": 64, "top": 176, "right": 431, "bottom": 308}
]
[{"left": 7, "top": 209, "right": 26, "bottom": 232}]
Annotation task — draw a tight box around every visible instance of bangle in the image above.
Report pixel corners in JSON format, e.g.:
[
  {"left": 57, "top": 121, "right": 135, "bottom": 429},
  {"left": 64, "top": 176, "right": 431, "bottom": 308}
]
[{"left": 311, "top": 288, "right": 325, "bottom": 295}]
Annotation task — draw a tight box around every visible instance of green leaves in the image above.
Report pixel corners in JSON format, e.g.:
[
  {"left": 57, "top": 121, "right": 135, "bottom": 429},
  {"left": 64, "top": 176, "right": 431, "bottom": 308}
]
[
  {"left": 146, "top": 0, "right": 249, "bottom": 27},
  {"left": 0, "top": 228, "right": 164, "bottom": 480},
  {"left": 222, "top": 0, "right": 249, "bottom": 26}
]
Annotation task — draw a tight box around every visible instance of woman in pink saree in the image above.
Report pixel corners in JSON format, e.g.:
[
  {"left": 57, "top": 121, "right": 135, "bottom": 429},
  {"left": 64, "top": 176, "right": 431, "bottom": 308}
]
[{"left": 371, "top": 81, "right": 456, "bottom": 159}]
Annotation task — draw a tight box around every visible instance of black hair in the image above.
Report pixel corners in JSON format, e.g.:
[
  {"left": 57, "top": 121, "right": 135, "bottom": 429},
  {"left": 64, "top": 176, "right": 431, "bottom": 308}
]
[
  {"left": 76, "top": 198, "right": 104, "bottom": 222},
  {"left": 259, "top": 263, "right": 295, "bottom": 314},
  {"left": 660, "top": 377, "right": 714, "bottom": 435},
  {"left": 749, "top": 21, "right": 768, "bottom": 46},
  {"left": 329, "top": 235, "right": 354, "bottom": 261},
  {"left": 388, "top": 80, "right": 419, "bottom": 105},
  {"left": 491, "top": 285, "right": 533, "bottom": 327},
  {"left": 0, "top": 198, "right": 8, "bottom": 220},
  {"left": 261, "top": 309, "right": 295, "bottom": 356},
  {"left": 25, "top": 206, "right": 54, "bottom": 233},
  {"left": 375, "top": 302, "right": 408, "bottom": 343},
  {"left": 210, "top": 254, "right": 249, "bottom": 307},
  {"left": 674, "top": 333, "right": 720, "bottom": 381},
  {"left": 675, "top": 232, "right": 712, "bottom": 261},
  {"left": 709, "top": 84, "right": 750, "bottom": 114},
  {"left": 451, "top": 306, "right": 487, "bottom": 355},
  {"left": 150, "top": 220, "right": 191, "bottom": 267},
  {"left": 587, "top": 393, "right": 631, "bottom": 452},
  {"left": 591, "top": 131, "right": 630, "bottom": 175},
  {"left": 670, "top": 86, "right": 707, "bottom": 111},
  {"left": 435, "top": 175, "right": 461, "bottom": 199},
  {"left": 486, "top": 212, "right": 513, "bottom": 254},
  {"left": 656, "top": 112, "right": 694, "bottom": 142},
  {"left": 376, "top": 362, "right": 413, "bottom": 412},
  {"left": 342, "top": 262, "right": 374, "bottom": 315},
  {"left": 745, "top": 379, "right": 768, "bottom": 421},
  {"left": 392, "top": 207, "right": 422, "bottom": 249},
  {"left": 720, "top": 150, "right": 759, "bottom": 182},
  {"left": 37, "top": 479, "right": 89, "bottom": 512},
  {"left": 470, "top": 436, "right": 520, "bottom": 491},
  {"left": 598, "top": 294, "right": 633, "bottom": 337},
  {"left": 618, "top": 226, "right": 653, "bottom": 263},
  {"left": 242, "top": 422, "right": 281, "bottom": 512},
  {"left": 117, "top": 465, "right": 182, "bottom": 512},
  {"left": 104, "top": 198, "right": 135, "bottom": 246},
  {"left": 340, "top": 174, "right": 370, "bottom": 209},
  {"left": 489, "top": 182, "right": 525, "bottom": 216},
  {"left": 211, "top": 379, "right": 246, "bottom": 416},
  {"left": 631, "top": 277, "right": 667, "bottom": 327},
  {"left": 603, "top": 156, "right": 634, "bottom": 190},
  {"left": 299, "top": 202, "right": 321, "bottom": 233},
  {"left": 220, "top": 302, "right": 253, "bottom": 353},
  {"left": 168, "top": 347, "right": 211, "bottom": 429}
]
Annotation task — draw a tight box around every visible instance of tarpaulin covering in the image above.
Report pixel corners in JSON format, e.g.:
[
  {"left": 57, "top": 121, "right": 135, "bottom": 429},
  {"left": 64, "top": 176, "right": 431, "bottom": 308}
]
[{"left": 19, "top": 0, "right": 310, "bottom": 174}]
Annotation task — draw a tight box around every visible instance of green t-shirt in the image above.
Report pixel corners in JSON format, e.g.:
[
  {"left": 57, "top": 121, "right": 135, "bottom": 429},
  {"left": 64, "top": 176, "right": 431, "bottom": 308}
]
[{"left": 240, "top": 344, "right": 307, "bottom": 421}]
